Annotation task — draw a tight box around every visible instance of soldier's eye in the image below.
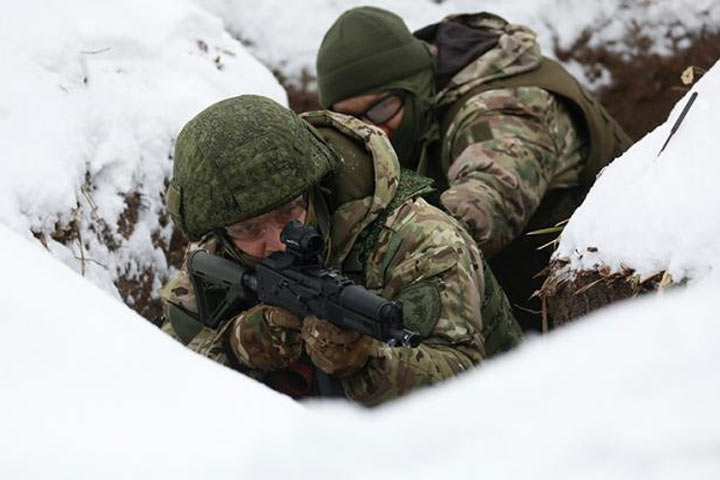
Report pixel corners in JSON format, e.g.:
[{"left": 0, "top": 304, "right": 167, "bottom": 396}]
[
  {"left": 227, "top": 222, "right": 262, "bottom": 240},
  {"left": 366, "top": 95, "right": 402, "bottom": 123},
  {"left": 363, "top": 90, "right": 407, "bottom": 124}
]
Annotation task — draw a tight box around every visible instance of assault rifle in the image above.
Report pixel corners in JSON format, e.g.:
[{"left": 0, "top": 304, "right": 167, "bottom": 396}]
[{"left": 186, "top": 221, "right": 420, "bottom": 347}]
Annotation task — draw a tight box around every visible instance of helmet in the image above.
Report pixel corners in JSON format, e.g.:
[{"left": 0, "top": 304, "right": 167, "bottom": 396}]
[{"left": 166, "top": 95, "right": 338, "bottom": 241}]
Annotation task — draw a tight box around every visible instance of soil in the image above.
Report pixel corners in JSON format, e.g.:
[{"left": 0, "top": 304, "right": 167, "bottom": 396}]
[
  {"left": 115, "top": 207, "right": 188, "bottom": 324},
  {"left": 554, "top": 26, "right": 720, "bottom": 142},
  {"left": 539, "top": 261, "right": 666, "bottom": 329}
]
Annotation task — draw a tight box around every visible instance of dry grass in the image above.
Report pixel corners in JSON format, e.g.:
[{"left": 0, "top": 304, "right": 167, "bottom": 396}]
[{"left": 538, "top": 259, "right": 669, "bottom": 329}]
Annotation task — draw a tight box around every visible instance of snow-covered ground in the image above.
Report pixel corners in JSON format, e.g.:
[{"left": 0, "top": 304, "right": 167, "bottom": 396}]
[
  {"left": 197, "top": 0, "right": 720, "bottom": 87},
  {"left": 2, "top": 0, "right": 720, "bottom": 477},
  {"left": 2, "top": 218, "right": 719, "bottom": 479},
  {"left": 554, "top": 62, "right": 720, "bottom": 285},
  {"left": 0, "top": 0, "right": 285, "bottom": 300}
]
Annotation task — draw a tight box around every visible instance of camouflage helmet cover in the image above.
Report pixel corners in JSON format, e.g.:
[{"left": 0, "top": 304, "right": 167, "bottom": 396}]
[{"left": 167, "top": 95, "right": 339, "bottom": 241}]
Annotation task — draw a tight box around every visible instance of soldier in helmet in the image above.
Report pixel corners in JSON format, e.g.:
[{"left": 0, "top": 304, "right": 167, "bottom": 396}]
[
  {"left": 316, "top": 7, "right": 633, "bottom": 330},
  {"left": 159, "top": 95, "right": 522, "bottom": 406}
]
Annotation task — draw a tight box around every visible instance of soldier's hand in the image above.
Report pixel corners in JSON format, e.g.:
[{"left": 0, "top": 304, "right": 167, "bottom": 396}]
[
  {"left": 301, "top": 316, "right": 376, "bottom": 378},
  {"left": 228, "top": 304, "right": 303, "bottom": 372}
]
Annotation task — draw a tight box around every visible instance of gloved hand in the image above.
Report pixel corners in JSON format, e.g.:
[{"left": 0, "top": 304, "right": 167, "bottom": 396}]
[
  {"left": 228, "top": 304, "right": 303, "bottom": 371},
  {"left": 301, "top": 316, "right": 376, "bottom": 378}
]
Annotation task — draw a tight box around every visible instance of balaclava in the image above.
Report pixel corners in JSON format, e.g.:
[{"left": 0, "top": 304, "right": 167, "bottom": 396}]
[{"left": 316, "top": 6, "right": 437, "bottom": 168}]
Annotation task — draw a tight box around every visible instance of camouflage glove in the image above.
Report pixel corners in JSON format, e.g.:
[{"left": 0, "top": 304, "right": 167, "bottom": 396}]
[
  {"left": 301, "top": 316, "right": 376, "bottom": 378},
  {"left": 228, "top": 305, "right": 303, "bottom": 372}
]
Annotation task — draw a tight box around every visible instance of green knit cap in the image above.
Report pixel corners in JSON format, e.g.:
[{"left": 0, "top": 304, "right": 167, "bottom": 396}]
[
  {"left": 316, "top": 6, "right": 433, "bottom": 108},
  {"left": 166, "top": 95, "right": 339, "bottom": 241}
]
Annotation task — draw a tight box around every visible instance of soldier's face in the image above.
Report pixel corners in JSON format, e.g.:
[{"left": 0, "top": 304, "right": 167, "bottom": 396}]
[
  {"left": 332, "top": 91, "right": 405, "bottom": 136},
  {"left": 225, "top": 198, "right": 307, "bottom": 259}
]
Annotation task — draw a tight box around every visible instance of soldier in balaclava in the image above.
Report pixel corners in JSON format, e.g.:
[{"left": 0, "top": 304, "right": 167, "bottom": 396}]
[{"left": 316, "top": 7, "right": 633, "bottom": 331}]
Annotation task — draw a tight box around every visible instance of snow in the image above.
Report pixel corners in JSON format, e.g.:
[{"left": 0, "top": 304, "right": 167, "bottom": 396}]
[
  {"left": 274, "top": 282, "right": 720, "bottom": 480},
  {"left": 0, "top": 224, "right": 303, "bottom": 479},
  {"left": 2, "top": 221, "right": 720, "bottom": 479},
  {"left": 0, "top": 0, "right": 285, "bottom": 299},
  {"left": 197, "top": 0, "right": 720, "bottom": 87},
  {"left": 3, "top": 0, "right": 720, "bottom": 477},
  {"left": 555, "top": 60, "right": 720, "bottom": 283}
]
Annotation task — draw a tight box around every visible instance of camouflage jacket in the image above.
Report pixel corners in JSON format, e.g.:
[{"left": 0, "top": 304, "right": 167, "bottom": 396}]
[
  {"left": 160, "top": 111, "right": 521, "bottom": 406},
  {"left": 413, "top": 12, "right": 632, "bottom": 331},
  {"left": 416, "top": 12, "right": 589, "bottom": 257}
]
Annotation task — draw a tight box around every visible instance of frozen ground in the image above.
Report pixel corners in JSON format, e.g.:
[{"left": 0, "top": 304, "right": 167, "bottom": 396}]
[
  {"left": 2, "top": 220, "right": 719, "bottom": 479},
  {"left": 0, "top": 0, "right": 285, "bottom": 301},
  {"left": 196, "top": 0, "right": 720, "bottom": 87},
  {"left": 2, "top": 1, "right": 720, "bottom": 477},
  {"left": 554, "top": 61, "right": 720, "bottom": 285}
]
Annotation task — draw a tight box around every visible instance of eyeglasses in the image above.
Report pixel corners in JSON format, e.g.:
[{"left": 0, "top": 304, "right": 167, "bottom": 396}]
[
  {"left": 343, "top": 89, "right": 407, "bottom": 125},
  {"left": 225, "top": 197, "right": 307, "bottom": 242}
]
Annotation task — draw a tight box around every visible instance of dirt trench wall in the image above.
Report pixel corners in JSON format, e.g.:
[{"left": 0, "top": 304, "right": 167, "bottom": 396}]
[
  {"left": 554, "top": 25, "right": 720, "bottom": 142},
  {"left": 539, "top": 260, "right": 667, "bottom": 329}
]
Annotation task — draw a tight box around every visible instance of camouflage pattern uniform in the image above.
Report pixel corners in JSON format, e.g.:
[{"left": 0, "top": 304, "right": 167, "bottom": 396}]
[
  {"left": 417, "top": 13, "right": 631, "bottom": 330},
  {"left": 425, "top": 13, "right": 590, "bottom": 256},
  {"left": 160, "top": 100, "right": 521, "bottom": 407}
]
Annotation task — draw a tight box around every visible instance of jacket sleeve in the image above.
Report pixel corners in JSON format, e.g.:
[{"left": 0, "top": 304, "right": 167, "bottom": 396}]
[
  {"left": 440, "top": 86, "right": 586, "bottom": 257},
  {"left": 340, "top": 199, "right": 491, "bottom": 406}
]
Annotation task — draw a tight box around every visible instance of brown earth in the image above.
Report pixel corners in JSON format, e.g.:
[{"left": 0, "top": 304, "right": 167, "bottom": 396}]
[
  {"left": 274, "top": 69, "right": 321, "bottom": 113},
  {"left": 539, "top": 261, "right": 668, "bottom": 329},
  {"left": 115, "top": 191, "right": 188, "bottom": 324},
  {"left": 554, "top": 26, "right": 720, "bottom": 142}
]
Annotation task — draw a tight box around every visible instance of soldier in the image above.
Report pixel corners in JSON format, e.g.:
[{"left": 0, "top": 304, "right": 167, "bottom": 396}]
[
  {"left": 159, "top": 95, "right": 522, "bottom": 406},
  {"left": 316, "top": 7, "right": 633, "bottom": 330}
]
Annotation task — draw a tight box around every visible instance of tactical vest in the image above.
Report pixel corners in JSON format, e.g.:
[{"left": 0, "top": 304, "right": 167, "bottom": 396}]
[
  {"left": 308, "top": 114, "right": 522, "bottom": 356},
  {"left": 436, "top": 57, "right": 632, "bottom": 332},
  {"left": 439, "top": 56, "right": 633, "bottom": 187}
]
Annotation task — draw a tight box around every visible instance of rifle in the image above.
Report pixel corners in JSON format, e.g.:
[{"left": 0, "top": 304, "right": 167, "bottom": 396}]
[{"left": 186, "top": 221, "right": 420, "bottom": 347}]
